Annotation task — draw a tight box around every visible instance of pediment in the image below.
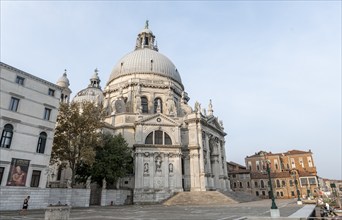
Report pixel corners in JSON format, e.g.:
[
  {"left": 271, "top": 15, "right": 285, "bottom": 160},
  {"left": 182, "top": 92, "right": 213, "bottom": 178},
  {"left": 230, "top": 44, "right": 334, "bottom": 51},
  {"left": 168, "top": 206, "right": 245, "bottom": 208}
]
[
  {"left": 136, "top": 113, "right": 180, "bottom": 127},
  {"left": 207, "top": 116, "right": 223, "bottom": 131}
]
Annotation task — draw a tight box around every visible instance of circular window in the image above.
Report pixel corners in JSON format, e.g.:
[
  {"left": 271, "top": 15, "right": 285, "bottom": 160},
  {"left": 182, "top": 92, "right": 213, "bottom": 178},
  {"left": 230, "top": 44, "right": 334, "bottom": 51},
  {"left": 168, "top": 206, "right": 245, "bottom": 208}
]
[{"left": 156, "top": 118, "right": 161, "bottom": 122}]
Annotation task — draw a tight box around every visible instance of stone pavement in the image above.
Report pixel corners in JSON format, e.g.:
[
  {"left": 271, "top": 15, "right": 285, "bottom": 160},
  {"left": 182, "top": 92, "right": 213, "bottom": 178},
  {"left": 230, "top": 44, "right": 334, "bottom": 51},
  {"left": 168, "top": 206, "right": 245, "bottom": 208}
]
[{"left": 0, "top": 199, "right": 304, "bottom": 220}]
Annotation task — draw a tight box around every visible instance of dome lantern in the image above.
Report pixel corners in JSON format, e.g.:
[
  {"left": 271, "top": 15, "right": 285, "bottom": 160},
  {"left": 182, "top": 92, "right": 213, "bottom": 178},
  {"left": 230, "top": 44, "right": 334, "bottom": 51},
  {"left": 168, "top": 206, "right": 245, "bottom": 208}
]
[{"left": 135, "top": 20, "right": 158, "bottom": 51}]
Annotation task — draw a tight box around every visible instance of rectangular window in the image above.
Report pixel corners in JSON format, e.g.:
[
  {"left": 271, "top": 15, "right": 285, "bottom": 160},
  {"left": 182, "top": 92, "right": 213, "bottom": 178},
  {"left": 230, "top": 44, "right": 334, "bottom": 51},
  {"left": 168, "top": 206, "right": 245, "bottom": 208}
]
[
  {"left": 0, "top": 167, "right": 4, "bottom": 185},
  {"left": 154, "top": 130, "right": 163, "bottom": 145},
  {"left": 16, "top": 76, "right": 25, "bottom": 85},
  {"left": 44, "top": 108, "right": 51, "bottom": 120},
  {"left": 291, "top": 191, "right": 295, "bottom": 196},
  {"left": 30, "top": 170, "right": 41, "bottom": 187},
  {"left": 9, "top": 97, "right": 20, "bottom": 112},
  {"left": 247, "top": 182, "right": 250, "bottom": 188},
  {"left": 291, "top": 158, "right": 296, "bottom": 168},
  {"left": 248, "top": 161, "right": 252, "bottom": 170},
  {"left": 309, "top": 177, "right": 316, "bottom": 185},
  {"left": 48, "top": 89, "right": 55, "bottom": 96},
  {"left": 256, "top": 161, "right": 260, "bottom": 171},
  {"left": 299, "top": 157, "right": 304, "bottom": 168},
  {"left": 300, "top": 177, "right": 308, "bottom": 186},
  {"left": 274, "top": 159, "right": 278, "bottom": 170},
  {"left": 307, "top": 156, "right": 313, "bottom": 167}
]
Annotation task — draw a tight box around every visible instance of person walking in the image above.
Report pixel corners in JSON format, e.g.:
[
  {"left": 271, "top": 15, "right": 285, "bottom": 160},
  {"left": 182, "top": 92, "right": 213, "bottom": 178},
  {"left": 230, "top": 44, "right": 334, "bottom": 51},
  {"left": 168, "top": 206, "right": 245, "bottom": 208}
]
[{"left": 19, "top": 196, "right": 30, "bottom": 215}]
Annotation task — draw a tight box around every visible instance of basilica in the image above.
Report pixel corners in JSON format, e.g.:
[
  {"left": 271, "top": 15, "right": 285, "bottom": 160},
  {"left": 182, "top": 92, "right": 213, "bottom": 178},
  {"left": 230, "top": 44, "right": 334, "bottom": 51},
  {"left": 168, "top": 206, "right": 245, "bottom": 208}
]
[{"left": 59, "top": 22, "right": 230, "bottom": 203}]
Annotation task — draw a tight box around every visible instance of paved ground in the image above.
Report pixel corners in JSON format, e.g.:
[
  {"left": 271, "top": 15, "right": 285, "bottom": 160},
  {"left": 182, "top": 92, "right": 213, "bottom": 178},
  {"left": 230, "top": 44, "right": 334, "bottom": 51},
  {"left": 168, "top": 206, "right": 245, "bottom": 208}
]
[{"left": 0, "top": 199, "right": 304, "bottom": 220}]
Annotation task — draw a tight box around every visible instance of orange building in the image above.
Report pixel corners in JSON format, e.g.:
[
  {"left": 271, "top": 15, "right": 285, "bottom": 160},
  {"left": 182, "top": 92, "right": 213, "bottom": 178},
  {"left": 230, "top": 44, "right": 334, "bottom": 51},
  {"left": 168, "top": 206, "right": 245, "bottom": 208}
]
[{"left": 245, "top": 150, "right": 318, "bottom": 199}]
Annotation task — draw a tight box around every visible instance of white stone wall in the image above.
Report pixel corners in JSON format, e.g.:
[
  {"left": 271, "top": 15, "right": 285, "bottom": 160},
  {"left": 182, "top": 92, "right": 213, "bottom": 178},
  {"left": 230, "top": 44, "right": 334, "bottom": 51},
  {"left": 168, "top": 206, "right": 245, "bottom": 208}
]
[
  {"left": 100, "top": 189, "right": 132, "bottom": 206},
  {"left": 49, "top": 188, "right": 90, "bottom": 207},
  {"left": 0, "top": 187, "right": 91, "bottom": 211}
]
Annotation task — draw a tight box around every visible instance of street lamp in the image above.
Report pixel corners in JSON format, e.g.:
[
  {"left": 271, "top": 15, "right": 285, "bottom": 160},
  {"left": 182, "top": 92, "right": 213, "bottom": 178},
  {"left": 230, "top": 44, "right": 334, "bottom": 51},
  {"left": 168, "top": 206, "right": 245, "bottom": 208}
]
[
  {"left": 291, "top": 170, "right": 302, "bottom": 205},
  {"left": 265, "top": 160, "right": 278, "bottom": 210},
  {"left": 260, "top": 152, "right": 279, "bottom": 217}
]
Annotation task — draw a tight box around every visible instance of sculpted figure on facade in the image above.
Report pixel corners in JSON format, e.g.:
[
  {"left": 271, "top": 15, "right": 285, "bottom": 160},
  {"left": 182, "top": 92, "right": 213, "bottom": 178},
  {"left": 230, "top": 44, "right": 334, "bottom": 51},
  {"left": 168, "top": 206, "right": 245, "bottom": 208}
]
[
  {"left": 155, "top": 155, "right": 162, "bottom": 172},
  {"left": 136, "top": 95, "right": 142, "bottom": 114},
  {"left": 169, "top": 163, "right": 173, "bottom": 173},
  {"left": 144, "top": 163, "right": 149, "bottom": 174},
  {"left": 166, "top": 99, "right": 176, "bottom": 116}
]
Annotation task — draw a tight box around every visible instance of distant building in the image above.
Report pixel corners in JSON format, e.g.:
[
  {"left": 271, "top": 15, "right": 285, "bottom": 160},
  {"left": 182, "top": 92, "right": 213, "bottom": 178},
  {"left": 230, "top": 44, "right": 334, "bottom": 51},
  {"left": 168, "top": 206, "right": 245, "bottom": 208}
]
[
  {"left": 245, "top": 150, "right": 318, "bottom": 199},
  {"left": 0, "top": 62, "right": 62, "bottom": 188},
  {"left": 318, "top": 177, "right": 342, "bottom": 196},
  {"left": 227, "top": 161, "right": 251, "bottom": 193}
]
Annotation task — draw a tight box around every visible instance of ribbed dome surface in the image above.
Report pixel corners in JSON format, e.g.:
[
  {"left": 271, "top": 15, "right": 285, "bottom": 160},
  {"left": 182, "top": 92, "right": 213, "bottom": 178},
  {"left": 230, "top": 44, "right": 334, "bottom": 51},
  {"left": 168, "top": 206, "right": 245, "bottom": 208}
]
[
  {"left": 72, "top": 87, "right": 104, "bottom": 104},
  {"left": 107, "top": 48, "right": 182, "bottom": 85}
]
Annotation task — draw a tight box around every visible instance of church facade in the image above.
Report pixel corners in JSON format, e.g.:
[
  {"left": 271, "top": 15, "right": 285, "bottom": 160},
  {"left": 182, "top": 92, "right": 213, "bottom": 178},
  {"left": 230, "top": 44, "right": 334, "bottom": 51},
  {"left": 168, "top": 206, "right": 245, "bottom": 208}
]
[{"left": 69, "top": 22, "right": 230, "bottom": 203}]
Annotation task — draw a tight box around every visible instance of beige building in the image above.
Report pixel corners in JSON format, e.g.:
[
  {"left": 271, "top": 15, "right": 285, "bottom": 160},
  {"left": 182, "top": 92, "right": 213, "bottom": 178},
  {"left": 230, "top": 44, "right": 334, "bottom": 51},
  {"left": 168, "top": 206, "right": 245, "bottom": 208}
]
[
  {"left": 227, "top": 161, "right": 251, "bottom": 194},
  {"left": 0, "top": 62, "right": 62, "bottom": 188},
  {"left": 245, "top": 150, "right": 318, "bottom": 199},
  {"left": 68, "top": 22, "right": 230, "bottom": 203}
]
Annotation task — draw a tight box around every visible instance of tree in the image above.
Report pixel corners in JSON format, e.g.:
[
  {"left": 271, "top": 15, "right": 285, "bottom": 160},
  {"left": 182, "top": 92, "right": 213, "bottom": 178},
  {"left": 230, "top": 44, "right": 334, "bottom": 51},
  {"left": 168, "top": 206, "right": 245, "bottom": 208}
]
[
  {"left": 51, "top": 101, "right": 104, "bottom": 186},
  {"left": 77, "top": 133, "right": 133, "bottom": 188}
]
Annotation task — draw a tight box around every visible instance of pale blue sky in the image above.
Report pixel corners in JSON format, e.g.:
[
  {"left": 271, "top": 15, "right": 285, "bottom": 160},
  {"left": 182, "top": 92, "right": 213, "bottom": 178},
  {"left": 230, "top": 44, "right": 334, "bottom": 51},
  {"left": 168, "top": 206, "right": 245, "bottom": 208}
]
[{"left": 1, "top": 1, "right": 341, "bottom": 179}]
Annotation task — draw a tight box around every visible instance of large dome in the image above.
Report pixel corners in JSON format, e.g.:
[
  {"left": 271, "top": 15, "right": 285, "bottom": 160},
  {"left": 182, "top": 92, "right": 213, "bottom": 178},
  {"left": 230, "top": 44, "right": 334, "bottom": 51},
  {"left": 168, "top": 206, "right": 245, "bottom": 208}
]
[
  {"left": 107, "top": 49, "right": 182, "bottom": 85},
  {"left": 107, "top": 22, "right": 183, "bottom": 87}
]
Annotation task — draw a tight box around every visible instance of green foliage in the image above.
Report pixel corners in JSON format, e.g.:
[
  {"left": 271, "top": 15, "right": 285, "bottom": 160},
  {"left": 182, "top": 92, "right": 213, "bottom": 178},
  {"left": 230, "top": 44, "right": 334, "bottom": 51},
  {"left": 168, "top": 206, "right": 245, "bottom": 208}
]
[
  {"left": 51, "top": 101, "right": 104, "bottom": 186},
  {"left": 89, "top": 133, "right": 133, "bottom": 187}
]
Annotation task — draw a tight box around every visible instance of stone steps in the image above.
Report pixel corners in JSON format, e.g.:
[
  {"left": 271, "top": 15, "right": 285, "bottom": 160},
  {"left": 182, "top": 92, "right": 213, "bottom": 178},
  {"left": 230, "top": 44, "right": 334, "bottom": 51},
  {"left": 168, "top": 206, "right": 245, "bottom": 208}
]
[
  {"left": 220, "top": 190, "right": 261, "bottom": 203},
  {"left": 163, "top": 191, "right": 238, "bottom": 206}
]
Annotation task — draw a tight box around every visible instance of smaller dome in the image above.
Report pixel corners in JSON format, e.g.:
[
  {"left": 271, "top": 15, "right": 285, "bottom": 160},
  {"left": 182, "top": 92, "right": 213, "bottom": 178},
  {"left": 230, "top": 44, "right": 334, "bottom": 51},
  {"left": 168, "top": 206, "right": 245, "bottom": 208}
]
[
  {"left": 56, "top": 70, "right": 70, "bottom": 88},
  {"left": 72, "top": 69, "right": 104, "bottom": 105},
  {"left": 73, "top": 87, "right": 104, "bottom": 105}
]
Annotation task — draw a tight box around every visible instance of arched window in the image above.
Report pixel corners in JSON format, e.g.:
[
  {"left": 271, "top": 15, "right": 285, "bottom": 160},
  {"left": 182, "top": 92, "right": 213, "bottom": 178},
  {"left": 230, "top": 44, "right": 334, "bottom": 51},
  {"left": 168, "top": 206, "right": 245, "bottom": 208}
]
[
  {"left": 1, "top": 124, "right": 14, "bottom": 148},
  {"left": 145, "top": 132, "right": 153, "bottom": 144},
  {"left": 145, "top": 130, "right": 172, "bottom": 145},
  {"left": 165, "top": 133, "right": 172, "bottom": 145},
  {"left": 36, "top": 132, "right": 47, "bottom": 153},
  {"left": 141, "top": 96, "right": 148, "bottom": 113},
  {"left": 154, "top": 98, "right": 162, "bottom": 113},
  {"left": 261, "top": 180, "right": 265, "bottom": 188},
  {"left": 276, "top": 179, "right": 281, "bottom": 188}
]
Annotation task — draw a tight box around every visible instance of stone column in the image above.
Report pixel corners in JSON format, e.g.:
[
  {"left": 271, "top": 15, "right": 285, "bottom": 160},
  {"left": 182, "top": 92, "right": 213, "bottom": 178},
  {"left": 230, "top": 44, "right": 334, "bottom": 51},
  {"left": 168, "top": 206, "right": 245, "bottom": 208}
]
[
  {"left": 175, "top": 152, "right": 183, "bottom": 191},
  {"left": 164, "top": 153, "right": 169, "bottom": 189},
  {"left": 198, "top": 130, "right": 207, "bottom": 191},
  {"left": 217, "top": 140, "right": 225, "bottom": 190},
  {"left": 205, "top": 133, "right": 213, "bottom": 189},
  {"left": 189, "top": 148, "right": 201, "bottom": 191},
  {"left": 134, "top": 152, "right": 143, "bottom": 189}
]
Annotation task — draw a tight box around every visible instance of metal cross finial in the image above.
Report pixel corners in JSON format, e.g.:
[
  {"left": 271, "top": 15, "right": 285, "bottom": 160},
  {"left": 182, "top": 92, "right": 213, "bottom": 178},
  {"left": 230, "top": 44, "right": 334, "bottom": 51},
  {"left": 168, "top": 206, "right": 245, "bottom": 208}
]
[{"left": 145, "top": 20, "right": 149, "bottom": 29}]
